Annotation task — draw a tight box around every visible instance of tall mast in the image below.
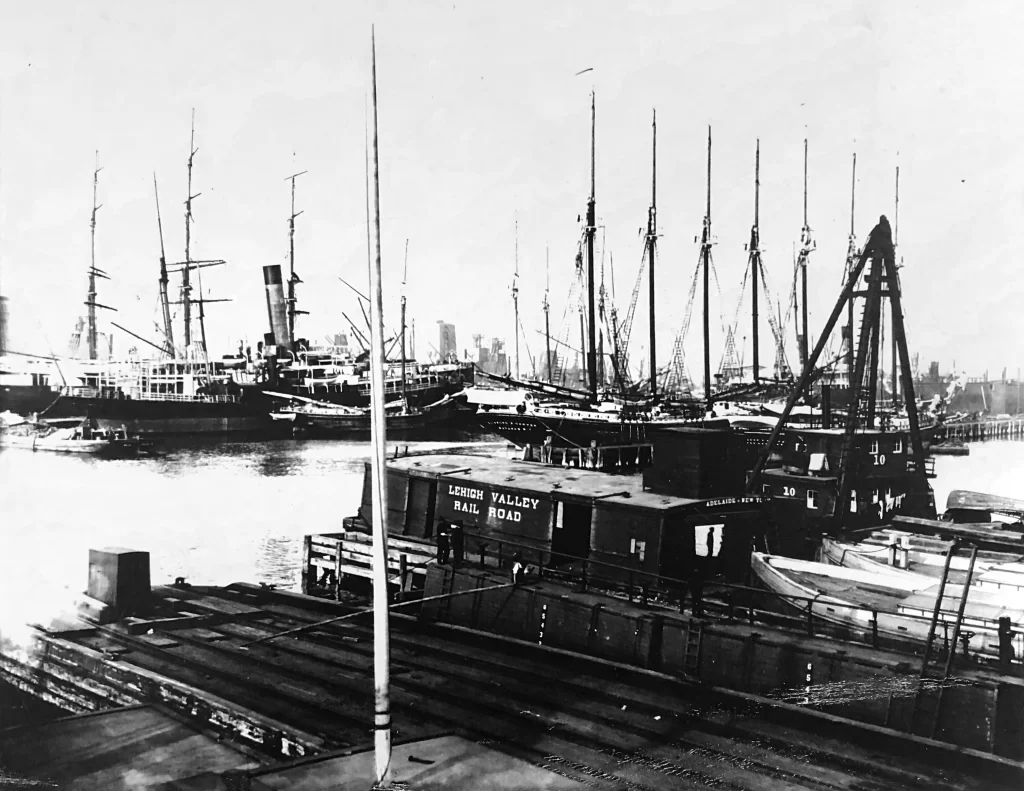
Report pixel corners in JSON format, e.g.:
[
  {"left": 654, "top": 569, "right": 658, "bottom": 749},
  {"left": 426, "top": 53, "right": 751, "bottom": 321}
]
[
  {"left": 585, "top": 92, "right": 598, "bottom": 402},
  {"left": 154, "top": 175, "right": 175, "bottom": 356},
  {"left": 286, "top": 169, "right": 309, "bottom": 348},
  {"left": 513, "top": 215, "right": 520, "bottom": 380},
  {"left": 647, "top": 109, "right": 658, "bottom": 399},
  {"left": 176, "top": 112, "right": 228, "bottom": 360},
  {"left": 598, "top": 230, "right": 606, "bottom": 386},
  {"left": 892, "top": 163, "right": 900, "bottom": 405},
  {"left": 544, "top": 246, "right": 552, "bottom": 383},
  {"left": 750, "top": 140, "right": 760, "bottom": 385},
  {"left": 86, "top": 151, "right": 104, "bottom": 360},
  {"left": 367, "top": 27, "right": 393, "bottom": 787},
  {"left": 183, "top": 112, "right": 196, "bottom": 350},
  {"left": 401, "top": 238, "right": 409, "bottom": 409},
  {"left": 845, "top": 152, "right": 857, "bottom": 383},
  {"left": 797, "top": 138, "right": 813, "bottom": 370},
  {"left": 701, "top": 126, "right": 712, "bottom": 406}
]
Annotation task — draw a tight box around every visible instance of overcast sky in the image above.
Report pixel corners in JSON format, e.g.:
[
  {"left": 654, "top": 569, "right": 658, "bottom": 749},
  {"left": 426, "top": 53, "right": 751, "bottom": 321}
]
[{"left": 1, "top": 0, "right": 1022, "bottom": 380}]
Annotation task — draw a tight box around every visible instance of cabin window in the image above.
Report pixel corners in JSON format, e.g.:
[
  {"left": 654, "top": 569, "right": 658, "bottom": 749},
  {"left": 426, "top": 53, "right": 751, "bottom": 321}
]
[
  {"left": 806, "top": 490, "right": 819, "bottom": 509},
  {"left": 894, "top": 438, "right": 904, "bottom": 453},
  {"left": 630, "top": 538, "right": 646, "bottom": 562},
  {"left": 850, "top": 489, "right": 858, "bottom": 513},
  {"left": 870, "top": 440, "right": 879, "bottom": 454},
  {"left": 762, "top": 484, "right": 771, "bottom": 495}
]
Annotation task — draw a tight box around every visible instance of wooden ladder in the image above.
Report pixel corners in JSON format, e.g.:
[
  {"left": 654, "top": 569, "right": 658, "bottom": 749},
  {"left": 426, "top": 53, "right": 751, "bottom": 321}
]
[
  {"left": 910, "top": 543, "right": 979, "bottom": 738},
  {"left": 683, "top": 619, "right": 704, "bottom": 677}
]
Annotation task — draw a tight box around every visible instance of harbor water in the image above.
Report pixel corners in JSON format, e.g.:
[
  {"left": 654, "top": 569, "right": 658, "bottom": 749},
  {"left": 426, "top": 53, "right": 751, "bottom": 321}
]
[{"left": 0, "top": 435, "right": 1020, "bottom": 650}]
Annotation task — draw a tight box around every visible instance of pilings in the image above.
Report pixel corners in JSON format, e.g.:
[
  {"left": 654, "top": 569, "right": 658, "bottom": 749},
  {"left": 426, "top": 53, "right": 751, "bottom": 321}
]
[{"left": 938, "top": 418, "right": 1024, "bottom": 442}]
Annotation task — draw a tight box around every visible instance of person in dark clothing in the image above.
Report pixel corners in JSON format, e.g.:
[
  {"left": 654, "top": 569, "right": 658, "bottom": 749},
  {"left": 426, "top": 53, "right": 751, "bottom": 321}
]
[
  {"left": 999, "top": 617, "right": 1016, "bottom": 666},
  {"left": 450, "top": 521, "right": 465, "bottom": 566}
]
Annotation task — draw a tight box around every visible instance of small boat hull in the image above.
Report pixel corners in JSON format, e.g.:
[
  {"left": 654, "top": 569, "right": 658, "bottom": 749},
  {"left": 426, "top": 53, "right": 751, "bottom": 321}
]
[
  {"left": 751, "top": 552, "right": 1012, "bottom": 658},
  {"left": 0, "top": 433, "right": 140, "bottom": 458}
]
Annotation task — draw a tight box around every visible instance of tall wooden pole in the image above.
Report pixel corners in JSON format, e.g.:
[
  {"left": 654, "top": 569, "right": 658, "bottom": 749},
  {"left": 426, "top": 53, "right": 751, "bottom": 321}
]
[
  {"left": 750, "top": 140, "right": 760, "bottom": 385},
  {"left": 892, "top": 165, "right": 900, "bottom": 404},
  {"left": 799, "top": 139, "right": 811, "bottom": 369},
  {"left": 845, "top": 153, "right": 857, "bottom": 383},
  {"left": 513, "top": 216, "right": 520, "bottom": 380},
  {"left": 87, "top": 152, "right": 102, "bottom": 360},
  {"left": 544, "top": 246, "right": 552, "bottom": 382},
  {"left": 368, "top": 28, "right": 393, "bottom": 787},
  {"left": 286, "top": 169, "right": 308, "bottom": 349},
  {"left": 647, "top": 110, "right": 658, "bottom": 399},
  {"left": 702, "top": 127, "right": 712, "bottom": 406},
  {"left": 585, "top": 92, "right": 598, "bottom": 402},
  {"left": 153, "top": 175, "right": 175, "bottom": 356},
  {"left": 401, "top": 239, "right": 408, "bottom": 410},
  {"left": 183, "top": 111, "right": 197, "bottom": 351}
]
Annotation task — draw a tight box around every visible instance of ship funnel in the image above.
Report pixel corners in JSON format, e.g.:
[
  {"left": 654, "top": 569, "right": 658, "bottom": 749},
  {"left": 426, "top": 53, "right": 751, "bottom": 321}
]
[{"left": 263, "top": 264, "right": 292, "bottom": 353}]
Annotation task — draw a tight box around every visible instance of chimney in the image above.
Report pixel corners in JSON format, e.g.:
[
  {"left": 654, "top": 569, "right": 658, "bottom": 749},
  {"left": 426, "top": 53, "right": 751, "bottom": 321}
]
[{"left": 263, "top": 264, "right": 292, "bottom": 352}]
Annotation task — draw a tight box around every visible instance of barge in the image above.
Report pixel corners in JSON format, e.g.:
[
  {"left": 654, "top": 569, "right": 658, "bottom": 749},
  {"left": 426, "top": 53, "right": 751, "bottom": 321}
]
[{"left": 2, "top": 548, "right": 1022, "bottom": 788}]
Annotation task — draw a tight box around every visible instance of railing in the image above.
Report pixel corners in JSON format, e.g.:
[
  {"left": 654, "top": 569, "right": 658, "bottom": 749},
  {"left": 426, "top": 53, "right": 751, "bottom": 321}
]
[
  {"left": 422, "top": 527, "right": 1024, "bottom": 667},
  {"left": 57, "top": 386, "right": 239, "bottom": 404},
  {"left": 523, "top": 442, "right": 654, "bottom": 472}
]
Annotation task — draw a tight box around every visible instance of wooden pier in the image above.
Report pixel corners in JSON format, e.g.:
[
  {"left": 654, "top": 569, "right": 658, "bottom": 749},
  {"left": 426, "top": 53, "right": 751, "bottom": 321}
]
[
  {"left": 937, "top": 418, "right": 1024, "bottom": 442},
  {"left": 3, "top": 582, "right": 1022, "bottom": 789}
]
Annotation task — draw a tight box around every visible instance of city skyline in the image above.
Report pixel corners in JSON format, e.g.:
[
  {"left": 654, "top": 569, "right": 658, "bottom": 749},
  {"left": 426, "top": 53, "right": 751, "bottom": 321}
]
[{"left": 1, "top": 1, "right": 1022, "bottom": 381}]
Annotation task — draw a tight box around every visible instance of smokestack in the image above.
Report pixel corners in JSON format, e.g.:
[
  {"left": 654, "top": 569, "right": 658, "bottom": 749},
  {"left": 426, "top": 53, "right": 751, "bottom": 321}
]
[{"left": 263, "top": 265, "right": 292, "bottom": 352}]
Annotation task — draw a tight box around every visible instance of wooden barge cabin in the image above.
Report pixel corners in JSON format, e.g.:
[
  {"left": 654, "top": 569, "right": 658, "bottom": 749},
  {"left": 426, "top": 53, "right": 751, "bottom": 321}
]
[
  {"left": 353, "top": 428, "right": 766, "bottom": 592},
  {"left": 759, "top": 426, "right": 937, "bottom": 557}
]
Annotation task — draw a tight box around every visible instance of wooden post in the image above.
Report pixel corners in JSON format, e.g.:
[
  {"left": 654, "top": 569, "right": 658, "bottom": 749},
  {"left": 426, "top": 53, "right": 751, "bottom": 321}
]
[
  {"left": 301, "top": 535, "right": 312, "bottom": 595},
  {"left": 334, "top": 538, "right": 343, "bottom": 601}
]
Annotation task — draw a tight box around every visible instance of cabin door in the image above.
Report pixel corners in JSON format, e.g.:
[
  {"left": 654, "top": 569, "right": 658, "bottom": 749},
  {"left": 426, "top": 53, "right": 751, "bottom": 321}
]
[
  {"left": 405, "top": 478, "right": 436, "bottom": 538},
  {"left": 551, "top": 502, "right": 591, "bottom": 566}
]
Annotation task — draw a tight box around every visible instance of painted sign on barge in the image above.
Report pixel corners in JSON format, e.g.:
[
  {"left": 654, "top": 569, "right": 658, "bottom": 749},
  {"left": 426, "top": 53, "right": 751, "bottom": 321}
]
[{"left": 357, "top": 453, "right": 766, "bottom": 588}]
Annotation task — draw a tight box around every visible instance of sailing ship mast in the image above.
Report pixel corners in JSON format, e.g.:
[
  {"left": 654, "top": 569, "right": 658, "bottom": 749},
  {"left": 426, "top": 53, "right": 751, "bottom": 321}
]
[
  {"left": 178, "top": 111, "right": 228, "bottom": 358},
  {"left": 543, "top": 246, "right": 552, "bottom": 382},
  {"left": 286, "top": 169, "right": 309, "bottom": 348},
  {"left": 367, "top": 27, "right": 393, "bottom": 787},
  {"left": 700, "top": 127, "right": 713, "bottom": 406},
  {"left": 796, "top": 139, "right": 814, "bottom": 371},
  {"left": 646, "top": 110, "right": 658, "bottom": 399},
  {"left": 585, "top": 92, "right": 598, "bottom": 403},
  {"left": 749, "top": 140, "right": 761, "bottom": 384},
  {"left": 401, "top": 239, "right": 409, "bottom": 410},
  {"left": 844, "top": 152, "right": 858, "bottom": 383},
  {"left": 153, "top": 175, "right": 175, "bottom": 356},
  {"left": 513, "top": 216, "right": 520, "bottom": 380},
  {"left": 85, "top": 152, "right": 112, "bottom": 360},
  {"left": 183, "top": 118, "right": 196, "bottom": 350},
  {"left": 892, "top": 164, "right": 900, "bottom": 404}
]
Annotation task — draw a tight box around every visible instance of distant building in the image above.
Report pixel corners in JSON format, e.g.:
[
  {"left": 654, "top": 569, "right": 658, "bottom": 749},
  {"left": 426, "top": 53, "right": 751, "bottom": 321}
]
[
  {"left": 0, "top": 296, "right": 8, "bottom": 355},
  {"left": 438, "top": 321, "right": 457, "bottom": 361},
  {"left": 475, "top": 336, "right": 508, "bottom": 376}
]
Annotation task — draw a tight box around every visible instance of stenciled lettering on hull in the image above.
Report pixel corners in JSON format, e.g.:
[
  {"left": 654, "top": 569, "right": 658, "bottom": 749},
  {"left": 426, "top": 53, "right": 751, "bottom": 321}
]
[{"left": 439, "top": 482, "right": 551, "bottom": 531}]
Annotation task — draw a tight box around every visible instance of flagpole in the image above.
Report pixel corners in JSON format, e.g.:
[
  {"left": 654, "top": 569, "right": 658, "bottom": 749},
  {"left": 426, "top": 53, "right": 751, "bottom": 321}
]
[{"left": 368, "top": 25, "right": 393, "bottom": 788}]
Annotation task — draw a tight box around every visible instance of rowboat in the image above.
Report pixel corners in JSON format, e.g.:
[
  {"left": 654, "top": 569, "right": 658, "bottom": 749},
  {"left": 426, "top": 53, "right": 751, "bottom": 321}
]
[
  {"left": 751, "top": 552, "right": 1020, "bottom": 660},
  {"left": 821, "top": 535, "right": 1024, "bottom": 593}
]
